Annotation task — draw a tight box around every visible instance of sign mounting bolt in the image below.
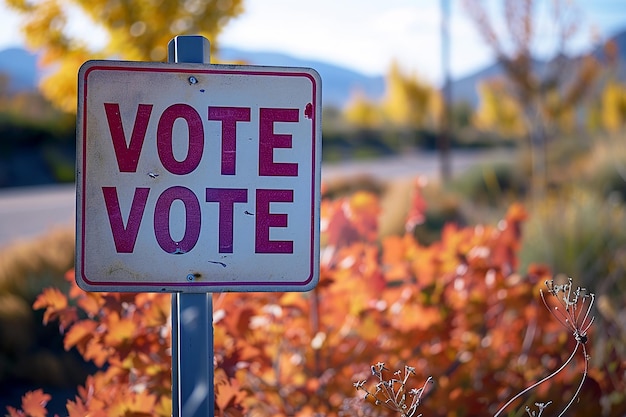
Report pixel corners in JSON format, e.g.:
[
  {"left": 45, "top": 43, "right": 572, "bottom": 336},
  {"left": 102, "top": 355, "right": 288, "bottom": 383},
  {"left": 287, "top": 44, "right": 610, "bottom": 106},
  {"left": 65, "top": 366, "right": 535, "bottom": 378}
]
[
  {"left": 188, "top": 76, "right": 198, "bottom": 85},
  {"left": 186, "top": 274, "right": 194, "bottom": 281}
]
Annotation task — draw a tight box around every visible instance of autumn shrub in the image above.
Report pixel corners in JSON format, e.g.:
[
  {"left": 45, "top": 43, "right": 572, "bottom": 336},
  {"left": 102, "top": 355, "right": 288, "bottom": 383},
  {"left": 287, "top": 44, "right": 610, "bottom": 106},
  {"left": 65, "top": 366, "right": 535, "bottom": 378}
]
[
  {"left": 5, "top": 183, "right": 626, "bottom": 416},
  {"left": 355, "top": 274, "right": 597, "bottom": 417}
]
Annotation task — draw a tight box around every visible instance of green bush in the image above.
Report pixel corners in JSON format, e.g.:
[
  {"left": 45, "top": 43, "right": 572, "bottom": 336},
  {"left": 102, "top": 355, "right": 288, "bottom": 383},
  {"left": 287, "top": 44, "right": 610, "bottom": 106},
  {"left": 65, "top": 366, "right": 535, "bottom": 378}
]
[
  {"left": 43, "top": 147, "right": 75, "bottom": 183},
  {"left": 579, "top": 134, "right": 626, "bottom": 200},
  {"left": 519, "top": 186, "right": 626, "bottom": 364},
  {"left": 520, "top": 187, "right": 626, "bottom": 292},
  {"left": 448, "top": 159, "right": 528, "bottom": 206}
]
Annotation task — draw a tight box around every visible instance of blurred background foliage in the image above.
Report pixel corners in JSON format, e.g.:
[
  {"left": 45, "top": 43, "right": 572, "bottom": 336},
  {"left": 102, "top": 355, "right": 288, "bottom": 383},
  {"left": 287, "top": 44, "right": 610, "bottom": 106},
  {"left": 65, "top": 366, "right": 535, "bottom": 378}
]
[{"left": 5, "top": 0, "right": 244, "bottom": 112}]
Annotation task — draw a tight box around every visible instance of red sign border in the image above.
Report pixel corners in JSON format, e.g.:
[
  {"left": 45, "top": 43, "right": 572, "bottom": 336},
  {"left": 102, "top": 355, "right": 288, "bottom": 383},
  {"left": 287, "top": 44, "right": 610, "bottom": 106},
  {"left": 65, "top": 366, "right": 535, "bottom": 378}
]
[{"left": 77, "top": 61, "right": 321, "bottom": 292}]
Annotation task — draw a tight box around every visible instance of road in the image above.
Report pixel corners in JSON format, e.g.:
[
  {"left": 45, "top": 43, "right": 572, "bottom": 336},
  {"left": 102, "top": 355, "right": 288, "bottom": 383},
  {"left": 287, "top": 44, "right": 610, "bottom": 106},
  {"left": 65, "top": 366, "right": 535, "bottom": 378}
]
[
  {"left": 321, "top": 149, "right": 511, "bottom": 181},
  {"left": 0, "top": 183, "right": 76, "bottom": 248},
  {"left": 0, "top": 149, "right": 513, "bottom": 248}
]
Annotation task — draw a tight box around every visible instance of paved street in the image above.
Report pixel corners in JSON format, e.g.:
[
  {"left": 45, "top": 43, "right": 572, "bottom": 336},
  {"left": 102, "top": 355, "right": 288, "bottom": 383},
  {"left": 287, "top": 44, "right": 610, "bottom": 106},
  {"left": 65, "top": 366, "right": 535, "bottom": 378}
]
[
  {"left": 0, "top": 184, "right": 75, "bottom": 248},
  {"left": 0, "top": 149, "right": 513, "bottom": 248}
]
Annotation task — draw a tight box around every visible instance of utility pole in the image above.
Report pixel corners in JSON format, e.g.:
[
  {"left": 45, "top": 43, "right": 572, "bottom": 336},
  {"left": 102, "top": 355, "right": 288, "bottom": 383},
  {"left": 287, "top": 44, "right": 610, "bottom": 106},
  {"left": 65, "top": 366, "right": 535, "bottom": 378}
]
[{"left": 439, "top": 0, "right": 452, "bottom": 182}]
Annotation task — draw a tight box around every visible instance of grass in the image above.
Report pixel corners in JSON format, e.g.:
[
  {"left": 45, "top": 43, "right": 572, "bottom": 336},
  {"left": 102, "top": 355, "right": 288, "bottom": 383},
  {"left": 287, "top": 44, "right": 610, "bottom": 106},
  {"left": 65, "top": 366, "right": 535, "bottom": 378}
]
[{"left": 0, "top": 227, "right": 74, "bottom": 299}]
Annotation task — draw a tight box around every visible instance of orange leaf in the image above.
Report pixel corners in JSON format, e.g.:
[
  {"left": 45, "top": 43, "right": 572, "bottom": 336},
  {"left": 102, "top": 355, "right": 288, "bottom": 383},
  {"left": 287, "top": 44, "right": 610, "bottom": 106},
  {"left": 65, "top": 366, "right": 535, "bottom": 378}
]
[
  {"left": 137, "top": 293, "right": 170, "bottom": 327},
  {"left": 33, "top": 287, "right": 66, "bottom": 310},
  {"left": 215, "top": 376, "right": 246, "bottom": 411},
  {"left": 33, "top": 288, "right": 67, "bottom": 325},
  {"left": 382, "top": 235, "right": 407, "bottom": 265},
  {"left": 127, "top": 390, "right": 157, "bottom": 414},
  {"left": 392, "top": 303, "right": 442, "bottom": 332},
  {"left": 66, "top": 398, "right": 90, "bottom": 417},
  {"left": 5, "top": 406, "right": 24, "bottom": 417},
  {"left": 104, "top": 317, "right": 137, "bottom": 347},
  {"left": 20, "top": 389, "right": 50, "bottom": 417},
  {"left": 32, "top": 286, "right": 78, "bottom": 332},
  {"left": 76, "top": 292, "right": 105, "bottom": 318},
  {"left": 83, "top": 338, "right": 111, "bottom": 367},
  {"left": 64, "top": 320, "right": 97, "bottom": 352}
]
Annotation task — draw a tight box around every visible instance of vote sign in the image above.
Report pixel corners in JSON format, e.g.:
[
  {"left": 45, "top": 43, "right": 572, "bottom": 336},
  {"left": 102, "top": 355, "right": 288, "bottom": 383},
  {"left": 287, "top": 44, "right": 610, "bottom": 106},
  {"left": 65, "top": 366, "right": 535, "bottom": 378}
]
[{"left": 76, "top": 60, "right": 321, "bottom": 293}]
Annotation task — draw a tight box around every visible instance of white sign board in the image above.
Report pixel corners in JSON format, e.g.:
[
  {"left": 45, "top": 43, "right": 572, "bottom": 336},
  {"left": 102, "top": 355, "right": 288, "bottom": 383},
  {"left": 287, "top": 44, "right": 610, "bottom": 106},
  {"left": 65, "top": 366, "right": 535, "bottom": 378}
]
[{"left": 76, "top": 60, "right": 321, "bottom": 293}]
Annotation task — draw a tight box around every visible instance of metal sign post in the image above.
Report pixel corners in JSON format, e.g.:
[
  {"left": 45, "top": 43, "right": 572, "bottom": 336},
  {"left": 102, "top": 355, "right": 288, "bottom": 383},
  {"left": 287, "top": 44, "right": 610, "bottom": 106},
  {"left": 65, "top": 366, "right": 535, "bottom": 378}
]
[{"left": 168, "top": 36, "right": 214, "bottom": 417}]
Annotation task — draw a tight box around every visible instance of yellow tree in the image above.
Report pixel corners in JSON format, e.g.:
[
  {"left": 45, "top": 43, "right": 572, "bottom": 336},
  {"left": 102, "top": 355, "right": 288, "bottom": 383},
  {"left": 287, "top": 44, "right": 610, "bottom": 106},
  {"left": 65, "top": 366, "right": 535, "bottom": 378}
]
[
  {"left": 343, "top": 62, "right": 442, "bottom": 131},
  {"left": 601, "top": 80, "right": 626, "bottom": 133},
  {"left": 381, "top": 60, "right": 442, "bottom": 130},
  {"left": 343, "top": 90, "right": 384, "bottom": 128},
  {"left": 342, "top": 60, "right": 442, "bottom": 150},
  {"left": 475, "top": 77, "right": 577, "bottom": 137},
  {"left": 5, "top": 0, "right": 244, "bottom": 112},
  {"left": 474, "top": 78, "right": 525, "bottom": 137}
]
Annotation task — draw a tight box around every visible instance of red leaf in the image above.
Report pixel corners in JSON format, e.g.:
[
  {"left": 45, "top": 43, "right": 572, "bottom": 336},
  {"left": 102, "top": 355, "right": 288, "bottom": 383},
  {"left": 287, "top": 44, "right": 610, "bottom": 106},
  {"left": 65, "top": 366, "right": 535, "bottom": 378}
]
[{"left": 405, "top": 177, "right": 428, "bottom": 231}]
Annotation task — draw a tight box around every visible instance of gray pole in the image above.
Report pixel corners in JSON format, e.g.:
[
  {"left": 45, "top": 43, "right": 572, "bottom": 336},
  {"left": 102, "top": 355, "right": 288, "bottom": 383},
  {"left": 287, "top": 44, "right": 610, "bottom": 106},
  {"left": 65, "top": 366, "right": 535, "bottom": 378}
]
[
  {"left": 440, "top": 0, "right": 452, "bottom": 182},
  {"left": 168, "top": 35, "right": 214, "bottom": 417}
]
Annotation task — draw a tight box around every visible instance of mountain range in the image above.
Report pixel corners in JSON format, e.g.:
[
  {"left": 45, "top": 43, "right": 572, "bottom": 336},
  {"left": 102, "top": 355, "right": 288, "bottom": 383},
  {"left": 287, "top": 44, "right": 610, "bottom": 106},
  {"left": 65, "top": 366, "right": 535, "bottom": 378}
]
[
  {"left": 1, "top": 28, "right": 625, "bottom": 108},
  {"left": 451, "top": 29, "right": 626, "bottom": 107},
  {"left": 0, "top": 46, "right": 386, "bottom": 108}
]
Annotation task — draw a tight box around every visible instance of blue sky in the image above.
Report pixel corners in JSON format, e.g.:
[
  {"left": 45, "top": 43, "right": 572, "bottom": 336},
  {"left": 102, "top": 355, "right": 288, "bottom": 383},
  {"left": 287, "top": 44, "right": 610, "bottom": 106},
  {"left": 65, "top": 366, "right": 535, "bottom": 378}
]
[{"left": 0, "top": 0, "right": 625, "bottom": 84}]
